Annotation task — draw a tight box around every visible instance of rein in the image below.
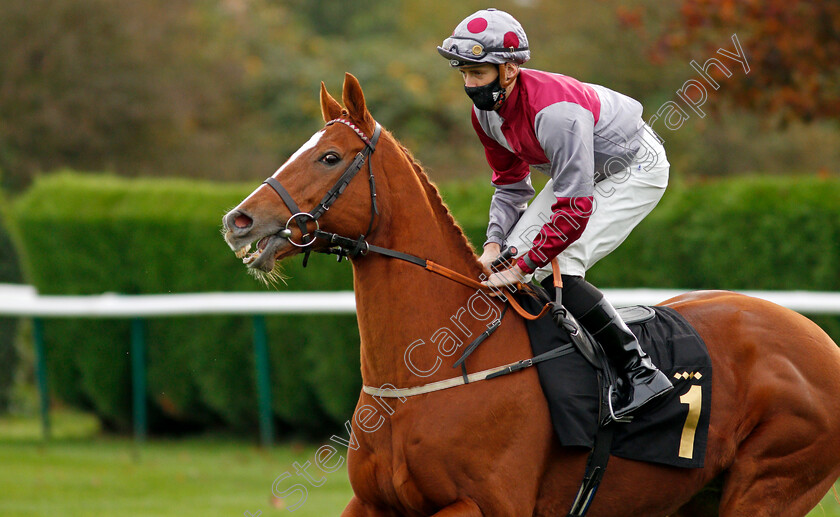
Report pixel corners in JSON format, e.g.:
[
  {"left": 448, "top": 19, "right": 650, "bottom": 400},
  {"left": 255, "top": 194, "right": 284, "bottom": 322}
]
[
  {"left": 261, "top": 118, "right": 552, "bottom": 322},
  {"left": 311, "top": 229, "right": 550, "bottom": 320}
]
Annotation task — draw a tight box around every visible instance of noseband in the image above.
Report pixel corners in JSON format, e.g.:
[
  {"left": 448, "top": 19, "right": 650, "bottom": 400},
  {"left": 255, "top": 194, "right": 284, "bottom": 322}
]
[
  {"left": 259, "top": 117, "right": 552, "bottom": 323},
  {"left": 262, "top": 118, "right": 382, "bottom": 251}
]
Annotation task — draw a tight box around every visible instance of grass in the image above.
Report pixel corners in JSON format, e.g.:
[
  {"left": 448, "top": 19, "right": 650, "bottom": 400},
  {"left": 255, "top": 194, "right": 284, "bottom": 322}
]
[
  {"left": 0, "top": 408, "right": 353, "bottom": 516},
  {"left": 0, "top": 408, "right": 838, "bottom": 516}
]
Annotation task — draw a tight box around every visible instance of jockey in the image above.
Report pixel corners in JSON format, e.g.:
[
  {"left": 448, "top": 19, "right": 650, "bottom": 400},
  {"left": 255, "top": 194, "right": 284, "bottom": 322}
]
[{"left": 438, "top": 8, "right": 673, "bottom": 419}]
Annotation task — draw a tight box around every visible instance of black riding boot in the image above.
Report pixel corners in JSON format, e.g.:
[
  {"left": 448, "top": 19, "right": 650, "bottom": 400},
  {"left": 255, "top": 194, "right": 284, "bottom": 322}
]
[
  {"left": 579, "top": 297, "right": 674, "bottom": 419},
  {"left": 543, "top": 274, "right": 674, "bottom": 419}
]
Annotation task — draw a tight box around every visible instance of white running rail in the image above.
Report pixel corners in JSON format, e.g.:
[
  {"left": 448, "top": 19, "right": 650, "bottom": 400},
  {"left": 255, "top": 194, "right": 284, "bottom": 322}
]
[{"left": 2, "top": 284, "right": 840, "bottom": 316}]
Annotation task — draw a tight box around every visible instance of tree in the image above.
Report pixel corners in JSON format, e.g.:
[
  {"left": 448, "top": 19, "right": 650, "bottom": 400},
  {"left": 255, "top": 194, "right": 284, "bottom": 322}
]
[
  {"left": 652, "top": 0, "right": 840, "bottom": 123},
  {"left": 0, "top": 0, "right": 259, "bottom": 191}
]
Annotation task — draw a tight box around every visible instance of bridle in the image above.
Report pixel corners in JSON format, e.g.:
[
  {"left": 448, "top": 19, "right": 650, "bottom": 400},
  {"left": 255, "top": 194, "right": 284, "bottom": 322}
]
[
  {"left": 262, "top": 117, "right": 382, "bottom": 256},
  {"left": 260, "top": 117, "right": 551, "bottom": 322}
]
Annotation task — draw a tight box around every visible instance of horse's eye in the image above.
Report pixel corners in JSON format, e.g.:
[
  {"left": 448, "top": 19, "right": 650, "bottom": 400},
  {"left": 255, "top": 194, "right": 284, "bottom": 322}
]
[{"left": 320, "top": 152, "right": 341, "bottom": 166}]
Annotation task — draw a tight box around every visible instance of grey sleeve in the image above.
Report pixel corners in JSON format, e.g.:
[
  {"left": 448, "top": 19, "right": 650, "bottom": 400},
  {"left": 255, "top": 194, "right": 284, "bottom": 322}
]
[
  {"left": 486, "top": 176, "right": 535, "bottom": 246},
  {"left": 534, "top": 103, "right": 596, "bottom": 198}
]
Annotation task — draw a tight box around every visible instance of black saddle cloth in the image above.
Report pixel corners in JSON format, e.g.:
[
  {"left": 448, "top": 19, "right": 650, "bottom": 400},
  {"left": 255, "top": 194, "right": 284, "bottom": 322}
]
[{"left": 518, "top": 293, "right": 712, "bottom": 469}]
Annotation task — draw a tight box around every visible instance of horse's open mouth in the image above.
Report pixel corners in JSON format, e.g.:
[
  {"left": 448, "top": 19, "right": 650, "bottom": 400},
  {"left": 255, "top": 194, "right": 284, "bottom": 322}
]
[{"left": 234, "top": 233, "right": 291, "bottom": 272}]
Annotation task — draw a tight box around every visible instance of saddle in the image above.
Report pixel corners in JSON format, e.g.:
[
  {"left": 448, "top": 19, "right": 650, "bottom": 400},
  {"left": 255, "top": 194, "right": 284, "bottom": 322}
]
[
  {"left": 518, "top": 287, "right": 712, "bottom": 461},
  {"left": 512, "top": 286, "right": 712, "bottom": 516},
  {"left": 554, "top": 295, "right": 656, "bottom": 377},
  {"left": 577, "top": 305, "right": 656, "bottom": 366}
]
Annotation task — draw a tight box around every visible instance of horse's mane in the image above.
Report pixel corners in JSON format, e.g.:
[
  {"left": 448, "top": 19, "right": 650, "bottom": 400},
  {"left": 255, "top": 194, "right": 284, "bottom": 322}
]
[
  {"left": 393, "top": 140, "right": 483, "bottom": 273},
  {"left": 394, "top": 140, "right": 544, "bottom": 300}
]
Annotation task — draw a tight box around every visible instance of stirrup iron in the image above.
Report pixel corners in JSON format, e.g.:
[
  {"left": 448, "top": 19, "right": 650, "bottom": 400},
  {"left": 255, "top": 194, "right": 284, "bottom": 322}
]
[{"left": 605, "top": 384, "right": 633, "bottom": 424}]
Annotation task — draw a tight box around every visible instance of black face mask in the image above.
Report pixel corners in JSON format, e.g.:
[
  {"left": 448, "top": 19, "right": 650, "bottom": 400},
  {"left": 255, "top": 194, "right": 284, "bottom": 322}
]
[{"left": 464, "top": 77, "right": 506, "bottom": 111}]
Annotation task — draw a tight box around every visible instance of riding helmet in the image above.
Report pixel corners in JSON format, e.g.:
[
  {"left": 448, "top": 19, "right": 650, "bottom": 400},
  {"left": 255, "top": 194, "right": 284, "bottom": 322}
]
[{"left": 437, "top": 8, "right": 530, "bottom": 67}]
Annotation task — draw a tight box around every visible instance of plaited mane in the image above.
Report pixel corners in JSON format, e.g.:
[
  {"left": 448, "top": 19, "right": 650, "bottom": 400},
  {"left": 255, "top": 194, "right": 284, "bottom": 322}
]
[
  {"left": 395, "top": 142, "right": 484, "bottom": 274},
  {"left": 336, "top": 117, "right": 484, "bottom": 274},
  {"left": 394, "top": 141, "right": 541, "bottom": 299}
]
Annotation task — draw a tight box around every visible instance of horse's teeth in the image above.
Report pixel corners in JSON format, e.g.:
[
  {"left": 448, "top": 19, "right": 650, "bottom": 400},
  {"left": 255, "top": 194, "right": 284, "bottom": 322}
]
[
  {"left": 242, "top": 248, "right": 262, "bottom": 264},
  {"left": 235, "top": 245, "right": 250, "bottom": 259}
]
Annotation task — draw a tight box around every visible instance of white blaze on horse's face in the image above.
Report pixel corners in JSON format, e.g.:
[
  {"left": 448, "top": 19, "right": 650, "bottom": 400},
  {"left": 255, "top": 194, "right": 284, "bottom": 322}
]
[
  {"left": 275, "top": 129, "right": 326, "bottom": 177},
  {"left": 240, "top": 129, "right": 326, "bottom": 205},
  {"left": 223, "top": 127, "right": 329, "bottom": 281}
]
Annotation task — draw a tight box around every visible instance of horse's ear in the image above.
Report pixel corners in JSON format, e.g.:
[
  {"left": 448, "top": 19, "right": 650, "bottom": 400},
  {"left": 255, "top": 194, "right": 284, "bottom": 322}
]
[
  {"left": 342, "top": 73, "right": 375, "bottom": 132},
  {"left": 320, "top": 82, "right": 342, "bottom": 123}
]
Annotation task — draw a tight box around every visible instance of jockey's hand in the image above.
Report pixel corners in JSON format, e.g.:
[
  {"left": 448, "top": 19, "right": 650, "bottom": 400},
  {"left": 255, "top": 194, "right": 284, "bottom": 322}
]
[
  {"left": 482, "top": 264, "right": 526, "bottom": 293},
  {"left": 478, "top": 242, "right": 502, "bottom": 272}
]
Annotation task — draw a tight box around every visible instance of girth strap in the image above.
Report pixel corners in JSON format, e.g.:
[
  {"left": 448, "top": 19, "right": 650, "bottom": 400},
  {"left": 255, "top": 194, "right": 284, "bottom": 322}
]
[
  {"left": 362, "top": 342, "right": 576, "bottom": 398},
  {"left": 485, "top": 342, "right": 576, "bottom": 380},
  {"left": 567, "top": 394, "right": 616, "bottom": 516}
]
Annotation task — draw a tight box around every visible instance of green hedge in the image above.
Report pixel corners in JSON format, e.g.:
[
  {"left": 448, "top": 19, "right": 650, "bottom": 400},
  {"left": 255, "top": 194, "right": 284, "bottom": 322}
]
[
  {"left": 9, "top": 171, "right": 840, "bottom": 435},
  {"left": 9, "top": 172, "right": 490, "bottom": 435},
  {"left": 588, "top": 174, "right": 840, "bottom": 339},
  {"left": 590, "top": 176, "right": 840, "bottom": 289}
]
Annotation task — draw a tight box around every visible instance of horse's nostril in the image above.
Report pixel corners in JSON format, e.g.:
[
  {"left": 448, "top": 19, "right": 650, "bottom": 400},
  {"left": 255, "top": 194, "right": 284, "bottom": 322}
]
[{"left": 234, "top": 213, "right": 253, "bottom": 229}]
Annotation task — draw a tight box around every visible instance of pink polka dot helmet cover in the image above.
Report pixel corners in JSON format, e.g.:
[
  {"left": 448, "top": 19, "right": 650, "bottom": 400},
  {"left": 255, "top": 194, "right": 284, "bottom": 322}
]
[{"left": 437, "top": 8, "right": 530, "bottom": 67}]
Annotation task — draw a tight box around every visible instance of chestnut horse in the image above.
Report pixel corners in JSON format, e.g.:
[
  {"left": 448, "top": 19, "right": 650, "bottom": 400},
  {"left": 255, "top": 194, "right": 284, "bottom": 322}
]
[{"left": 223, "top": 73, "right": 840, "bottom": 516}]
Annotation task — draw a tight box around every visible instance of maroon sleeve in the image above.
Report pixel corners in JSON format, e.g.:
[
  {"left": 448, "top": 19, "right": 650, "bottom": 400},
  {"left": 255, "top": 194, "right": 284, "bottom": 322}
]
[
  {"left": 471, "top": 110, "right": 530, "bottom": 185},
  {"left": 516, "top": 196, "right": 595, "bottom": 273}
]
